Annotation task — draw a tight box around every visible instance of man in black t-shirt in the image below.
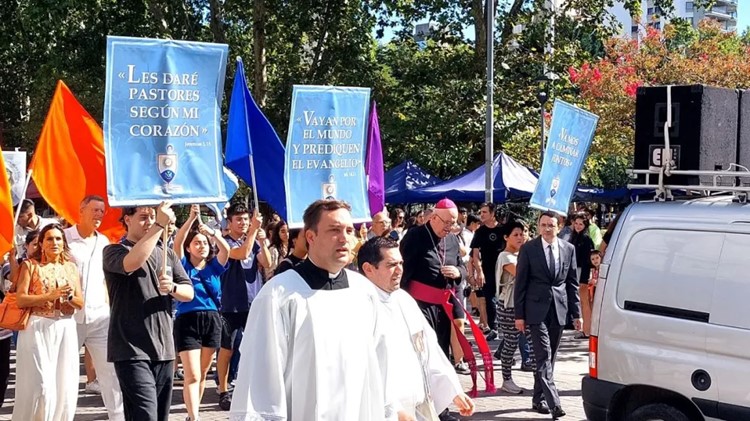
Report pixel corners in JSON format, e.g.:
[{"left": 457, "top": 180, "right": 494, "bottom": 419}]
[
  {"left": 103, "top": 203, "right": 194, "bottom": 421},
  {"left": 469, "top": 203, "right": 505, "bottom": 338}
]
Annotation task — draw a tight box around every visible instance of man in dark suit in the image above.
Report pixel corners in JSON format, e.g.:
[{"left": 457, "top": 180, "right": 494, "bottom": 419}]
[{"left": 514, "top": 211, "right": 582, "bottom": 419}]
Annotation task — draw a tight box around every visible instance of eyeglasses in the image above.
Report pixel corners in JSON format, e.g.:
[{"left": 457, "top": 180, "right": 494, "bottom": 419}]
[{"left": 434, "top": 213, "right": 457, "bottom": 226}]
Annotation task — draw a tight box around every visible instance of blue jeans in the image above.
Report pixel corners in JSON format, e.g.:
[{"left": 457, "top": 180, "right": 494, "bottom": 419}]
[{"left": 519, "top": 332, "right": 531, "bottom": 363}]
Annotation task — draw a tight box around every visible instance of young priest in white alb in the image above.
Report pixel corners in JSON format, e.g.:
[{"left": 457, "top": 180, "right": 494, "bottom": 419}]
[
  {"left": 359, "top": 237, "right": 475, "bottom": 421},
  {"left": 230, "top": 200, "right": 395, "bottom": 421}
]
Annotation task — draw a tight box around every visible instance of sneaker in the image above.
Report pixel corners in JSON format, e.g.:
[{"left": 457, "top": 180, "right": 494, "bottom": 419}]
[
  {"left": 485, "top": 330, "right": 498, "bottom": 341},
  {"left": 574, "top": 331, "right": 589, "bottom": 340},
  {"left": 501, "top": 379, "right": 524, "bottom": 394},
  {"left": 85, "top": 380, "right": 101, "bottom": 395},
  {"left": 174, "top": 369, "right": 185, "bottom": 381},
  {"left": 219, "top": 391, "right": 232, "bottom": 411},
  {"left": 454, "top": 361, "right": 470, "bottom": 375}
]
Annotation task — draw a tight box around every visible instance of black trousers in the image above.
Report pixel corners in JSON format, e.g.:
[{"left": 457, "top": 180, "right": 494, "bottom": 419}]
[
  {"left": 0, "top": 337, "right": 10, "bottom": 408},
  {"left": 528, "top": 308, "right": 564, "bottom": 408},
  {"left": 481, "top": 282, "right": 498, "bottom": 330},
  {"left": 114, "top": 359, "right": 174, "bottom": 421},
  {"left": 416, "top": 301, "right": 452, "bottom": 360}
]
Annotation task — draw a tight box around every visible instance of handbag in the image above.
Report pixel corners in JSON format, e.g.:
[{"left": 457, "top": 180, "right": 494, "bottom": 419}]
[{"left": 0, "top": 292, "right": 30, "bottom": 330}]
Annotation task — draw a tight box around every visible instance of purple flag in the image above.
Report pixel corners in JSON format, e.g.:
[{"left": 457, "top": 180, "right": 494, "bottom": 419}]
[{"left": 366, "top": 101, "right": 385, "bottom": 216}]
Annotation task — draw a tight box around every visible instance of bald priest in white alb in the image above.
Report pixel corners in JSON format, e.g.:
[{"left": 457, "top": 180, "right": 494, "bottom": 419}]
[
  {"left": 230, "top": 200, "right": 395, "bottom": 421},
  {"left": 358, "top": 237, "right": 475, "bottom": 421}
]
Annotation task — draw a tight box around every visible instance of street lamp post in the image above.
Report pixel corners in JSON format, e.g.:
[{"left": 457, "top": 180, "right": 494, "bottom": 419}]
[
  {"left": 485, "top": 0, "right": 495, "bottom": 203},
  {"left": 536, "top": 86, "right": 549, "bottom": 167}
]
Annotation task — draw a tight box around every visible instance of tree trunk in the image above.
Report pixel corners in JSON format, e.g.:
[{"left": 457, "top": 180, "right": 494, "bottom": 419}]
[
  {"left": 147, "top": 0, "right": 170, "bottom": 37},
  {"left": 253, "top": 0, "right": 267, "bottom": 106},
  {"left": 208, "top": 0, "right": 226, "bottom": 44},
  {"left": 499, "top": 0, "right": 525, "bottom": 48},
  {"left": 471, "top": 0, "right": 486, "bottom": 72},
  {"left": 307, "top": 4, "right": 332, "bottom": 82}
]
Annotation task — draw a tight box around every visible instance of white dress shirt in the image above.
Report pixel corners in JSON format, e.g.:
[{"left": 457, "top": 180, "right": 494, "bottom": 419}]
[
  {"left": 542, "top": 237, "right": 560, "bottom": 277},
  {"left": 65, "top": 226, "right": 110, "bottom": 324}
]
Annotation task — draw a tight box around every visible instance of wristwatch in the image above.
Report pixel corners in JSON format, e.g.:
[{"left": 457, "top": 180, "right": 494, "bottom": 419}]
[{"left": 171, "top": 284, "right": 177, "bottom": 294}]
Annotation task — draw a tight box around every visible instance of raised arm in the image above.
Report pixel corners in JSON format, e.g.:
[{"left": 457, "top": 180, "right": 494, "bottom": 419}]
[
  {"left": 228, "top": 209, "right": 262, "bottom": 261},
  {"left": 199, "top": 224, "right": 231, "bottom": 266},
  {"left": 173, "top": 204, "right": 200, "bottom": 260},
  {"left": 122, "top": 202, "right": 175, "bottom": 273}
]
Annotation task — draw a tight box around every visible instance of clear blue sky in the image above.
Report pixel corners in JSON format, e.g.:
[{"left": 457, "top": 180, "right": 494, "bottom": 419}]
[
  {"left": 378, "top": 5, "right": 750, "bottom": 42},
  {"left": 738, "top": 3, "right": 749, "bottom": 34}
]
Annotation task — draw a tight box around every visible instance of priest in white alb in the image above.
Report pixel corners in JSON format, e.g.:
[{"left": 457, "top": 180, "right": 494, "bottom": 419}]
[
  {"left": 358, "top": 237, "right": 475, "bottom": 421},
  {"left": 229, "top": 200, "right": 395, "bottom": 421}
]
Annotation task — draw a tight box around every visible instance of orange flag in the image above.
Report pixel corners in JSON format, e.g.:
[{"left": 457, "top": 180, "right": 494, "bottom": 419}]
[
  {"left": 0, "top": 154, "right": 14, "bottom": 255},
  {"left": 30, "top": 81, "right": 124, "bottom": 242}
]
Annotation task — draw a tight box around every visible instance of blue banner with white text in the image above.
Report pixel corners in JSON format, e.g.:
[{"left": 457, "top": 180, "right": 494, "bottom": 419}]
[
  {"left": 104, "top": 36, "right": 228, "bottom": 206},
  {"left": 284, "top": 85, "right": 371, "bottom": 228},
  {"left": 530, "top": 100, "right": 599, "bottom": 215}
]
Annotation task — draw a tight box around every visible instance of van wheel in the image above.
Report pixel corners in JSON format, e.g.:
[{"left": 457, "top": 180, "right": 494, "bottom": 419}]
[{"left": 627, "top": 403, "right": 691, "bottom": 421}]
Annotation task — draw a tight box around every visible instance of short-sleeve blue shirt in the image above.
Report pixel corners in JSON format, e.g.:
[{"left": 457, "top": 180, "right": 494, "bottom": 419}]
[{"left": 176, "top": 257, "right": 226, "bottom": 316}]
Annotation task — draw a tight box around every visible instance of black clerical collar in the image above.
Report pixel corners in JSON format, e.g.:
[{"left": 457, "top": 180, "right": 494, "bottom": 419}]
[{"left": 294, "top": 258, "right": 349, "bottom": 290}]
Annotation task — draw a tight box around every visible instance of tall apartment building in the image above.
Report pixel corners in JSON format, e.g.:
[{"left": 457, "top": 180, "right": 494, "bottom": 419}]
[{"left": 609, "top": 0, "right": 738, "bottom": 38}]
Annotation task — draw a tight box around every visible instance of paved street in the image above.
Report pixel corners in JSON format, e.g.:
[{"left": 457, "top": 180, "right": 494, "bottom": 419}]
[{"left": 0, "top": 331, "right": 588, "bottom": 420}]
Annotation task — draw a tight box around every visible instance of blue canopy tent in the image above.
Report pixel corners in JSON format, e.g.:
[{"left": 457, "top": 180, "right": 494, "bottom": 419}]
[
  {"left": 384, "top": 160, "right": 444, "bottom": 204},
  {"left": 406, "top": 153, "right": 538, "bottom": 203}
]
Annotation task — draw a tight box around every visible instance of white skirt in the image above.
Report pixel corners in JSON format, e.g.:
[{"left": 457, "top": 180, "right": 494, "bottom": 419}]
[{"left": 12, "top": 315, "right": 79, "bottom": 421}]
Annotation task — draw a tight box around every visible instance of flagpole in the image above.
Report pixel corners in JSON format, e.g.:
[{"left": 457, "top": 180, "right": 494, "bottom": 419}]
[
  {"left": 13, "top": 170, "right": 33, "bottom": 227},
  {"left": 237, "top": 56, "right": 260, "bottom": 210}
]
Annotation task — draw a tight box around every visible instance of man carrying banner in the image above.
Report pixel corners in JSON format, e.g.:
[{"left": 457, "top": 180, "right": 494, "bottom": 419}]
[
  {"left": 103, "top": 203, "right": 194, "bottom": 421},
  {"left": 229, "top": 199, "right": 395, "bottom": 420},
  {"left": 216, "top": 203, "right": 270, "bottom": 410},
  {"left": 65, "top": 195, "right": 124, "bottom": 420},
  {"left": 400, "top": 198, "right": 495, "bottom": 415},
  {"left": 359, "top": 236, "right": 475, "bottom": 420}
]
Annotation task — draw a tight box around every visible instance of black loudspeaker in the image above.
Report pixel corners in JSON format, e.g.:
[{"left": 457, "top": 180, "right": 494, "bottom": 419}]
[
  {"left": 634, "top": 85, "right": 738, "bottom": 186},
  {"left": 739, "top": 90, "right": 750, "bottom": 172}
]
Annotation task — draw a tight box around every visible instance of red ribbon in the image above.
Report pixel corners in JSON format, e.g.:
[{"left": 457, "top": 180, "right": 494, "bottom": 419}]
[{"left": 407, "top": 281, "right": 496, "bottom": 397}]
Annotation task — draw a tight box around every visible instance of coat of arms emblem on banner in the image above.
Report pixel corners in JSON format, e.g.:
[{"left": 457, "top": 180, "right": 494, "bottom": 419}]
[{"left": 157, "top": 145, "right": 183, "bottom": 193}]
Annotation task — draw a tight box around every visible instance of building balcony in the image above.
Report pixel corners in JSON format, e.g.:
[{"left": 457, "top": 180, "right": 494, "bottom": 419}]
[
  {"left": 705, "top": 8, "right": 737, "bottom": 21},
  {"left": 714, "top": 0, "right": 737, "bottom": 6}
]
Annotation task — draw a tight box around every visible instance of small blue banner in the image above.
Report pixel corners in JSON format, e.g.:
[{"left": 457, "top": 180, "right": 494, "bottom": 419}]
[
  {"left": 284, "top": 85, "right": 371, "bottom": 228},
  {"left": 530, "top": 100, "right": 599, "bottom": 215},
  {"left": 104, "top": 36, "right": 228, "bottom": 206}
]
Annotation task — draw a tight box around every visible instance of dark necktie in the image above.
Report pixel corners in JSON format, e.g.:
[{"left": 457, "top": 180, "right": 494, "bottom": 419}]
[{"left": 547, "top": 244, "right": 556, "bottom": 277}]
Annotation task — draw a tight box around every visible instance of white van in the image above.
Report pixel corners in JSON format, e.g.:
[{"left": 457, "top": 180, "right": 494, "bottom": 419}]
[{"left": 582, "top": 196, "right": 750, "bottom": 421}]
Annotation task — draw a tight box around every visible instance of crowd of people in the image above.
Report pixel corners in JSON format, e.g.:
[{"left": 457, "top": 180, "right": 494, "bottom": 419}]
[{"left": 0, "top": 195, "right": 612, "bottom": 420}]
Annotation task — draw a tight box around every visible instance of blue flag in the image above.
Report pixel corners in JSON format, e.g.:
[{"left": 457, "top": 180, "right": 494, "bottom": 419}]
[
  {"left": 530, "top": 100, "right": 599, "bottom": 215},
  {"left": 225, "top": 58, "right": 287, "bottom": 219},
  {"left": 284, "top": 85, "right": 371, "bottom": 228},
  {"left": 103, "top": 36, "right": 229, "bottom": 206}
]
